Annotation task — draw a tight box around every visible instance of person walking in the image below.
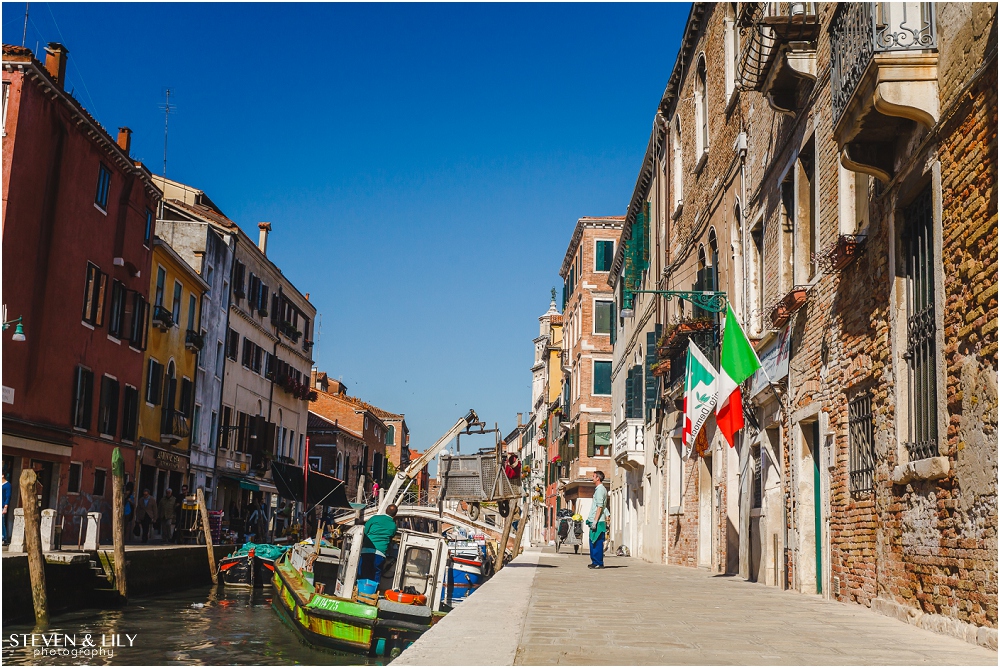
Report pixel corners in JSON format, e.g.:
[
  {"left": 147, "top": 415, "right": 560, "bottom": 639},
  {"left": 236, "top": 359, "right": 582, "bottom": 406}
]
[
  {"left": 135, "top": 488, "right": 158, "bottom": 544},
  {"left": 2, "top": 471, "right": 11, "bottom": 546},
  {"left": 158, "top": 488, "right": 178, "bottom": 543},
  {"left": 358, "top": 504, "right": 398, "bottom": 585},
  {"left": 123, "top": 482, "right": 136, "bottom": 542},
  {"left": 586, "top": 470, "right": 608, "bottom": 569}
]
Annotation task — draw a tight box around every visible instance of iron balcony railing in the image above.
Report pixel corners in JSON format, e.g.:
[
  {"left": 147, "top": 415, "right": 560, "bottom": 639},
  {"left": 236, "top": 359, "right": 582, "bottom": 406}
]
[
  {"left": 161, "top": 408, "right": 191, "bottom": 443},
  {"left": 185, "top": 329, "right": 204, "bottom": 351},
  {"left": 151, "top": 304, "right": 174, "bottom": 329},
  {"left": 831, "top": 2, "right": 937, "bottom": 124},
  {"left": 736, "top": 2, "right": 818, "bottom": 92}
]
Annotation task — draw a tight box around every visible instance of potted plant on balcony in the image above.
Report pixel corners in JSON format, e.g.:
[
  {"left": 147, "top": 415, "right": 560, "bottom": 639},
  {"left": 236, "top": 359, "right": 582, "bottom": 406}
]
[
  {"left": 816, "top": 234, "right": 867, "bottom": 273},
  {"left": 770, "top": 286, "right": 809, "bottom": 328},
  {"left": 651, "top": 360, "right": 671, "bottom": 377}
]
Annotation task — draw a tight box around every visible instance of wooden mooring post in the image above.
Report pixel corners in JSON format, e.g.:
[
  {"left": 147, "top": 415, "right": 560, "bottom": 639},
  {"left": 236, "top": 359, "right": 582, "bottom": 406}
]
[
  {"left": 510, "top": 500, "right": 528, "bottom": 558},
  {"left": 19, "top": 468, "right": 49, "bottom": 626},
  {"left": 111, "top": 448, "right": 128, "bottom": 600},
  {"left": 197, "top": 487, "right": 218, "bottom": 584},
  {"left": 496, "top": 505, "right": 516, "bottom": 572}
]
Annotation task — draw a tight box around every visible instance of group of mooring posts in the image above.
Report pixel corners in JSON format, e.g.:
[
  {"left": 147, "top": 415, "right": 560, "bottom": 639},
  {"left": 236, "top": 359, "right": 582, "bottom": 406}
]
[
  {"left": 495, "top": 499, "right": 528, "bottom": 572},
  {"left": 19, "top": 447, "right": 219, "bottom": 627}
]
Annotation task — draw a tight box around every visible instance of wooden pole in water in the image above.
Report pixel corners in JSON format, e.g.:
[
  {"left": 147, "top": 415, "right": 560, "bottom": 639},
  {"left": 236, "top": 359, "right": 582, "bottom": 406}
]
[
  {"left": 511, "top": 500, "right": 528, "bottom": 558},
  {"left": 111, "top": 448, "right": 128, "bottom": 600},
  {"left": 496, "top": 505, "right": 516, "bottom": 572},
  {"left": 19, "top": 469, "right": 48, "bottom": 626},
  {"left": 197, "top": 487, "right": 218, "bottom": 584}
]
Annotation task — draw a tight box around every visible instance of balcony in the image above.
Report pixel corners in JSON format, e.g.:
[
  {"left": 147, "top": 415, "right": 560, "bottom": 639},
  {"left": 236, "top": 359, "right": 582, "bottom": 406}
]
[
  {"left": 160, "top": 408, "right": 191, "bottom": 444},
  {"left": 769, "top": 286, "right": 809, "bottom": 329},
  {"left": 151, "top": 305, "right": 174, "bottom": 330},
  {"left": 185, "top": 329, "right": 204, "bottom": 352},
  {"left": 831, "top": 2, "right": 938, "bottom": 183},
  {"left": 736, "top": 2, "right": 820, "bottom": 114},
  {"left": 613, "top": 418, "right": 645, "bottom": 471}
]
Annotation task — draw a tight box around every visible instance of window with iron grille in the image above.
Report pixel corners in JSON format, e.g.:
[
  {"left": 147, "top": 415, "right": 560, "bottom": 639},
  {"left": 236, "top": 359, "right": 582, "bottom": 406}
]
[
  {"left": 848, "top": 391, "right": 875, "bottom": 494},
  {"left": 751, "top": 447, "right": 762, "bottom": 509},
  {"left": 902, "top": 185, "right": 938, "bottom": 460}
]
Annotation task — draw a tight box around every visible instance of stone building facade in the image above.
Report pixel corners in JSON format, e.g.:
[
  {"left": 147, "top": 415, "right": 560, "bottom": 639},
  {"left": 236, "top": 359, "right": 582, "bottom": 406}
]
[
  {"left": 530, "top": 296, "right": 563, "bottom": 544},
  {"left": 601, "top": 1, "right": 997, "bottom": 650}
]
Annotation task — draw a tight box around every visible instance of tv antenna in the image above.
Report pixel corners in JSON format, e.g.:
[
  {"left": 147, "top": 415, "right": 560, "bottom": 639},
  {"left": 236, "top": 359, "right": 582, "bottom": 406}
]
[
  {"left": 159, "top": 89, "right": 176, "bottom": 179},
  {"left": 22, "top": 3, "right": 29, "bottom": 47}
]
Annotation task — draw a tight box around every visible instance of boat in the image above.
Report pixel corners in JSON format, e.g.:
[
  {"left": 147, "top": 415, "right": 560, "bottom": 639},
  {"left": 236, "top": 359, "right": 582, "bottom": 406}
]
[
  {"left": 442, "top": 529, "right": 490, "bottom": 605},
  {"left": 271, "top": 410, "right": 483, "bottom": 658},
  {"left": 218, "top": 542, "right": 290, "bottom": 588}
]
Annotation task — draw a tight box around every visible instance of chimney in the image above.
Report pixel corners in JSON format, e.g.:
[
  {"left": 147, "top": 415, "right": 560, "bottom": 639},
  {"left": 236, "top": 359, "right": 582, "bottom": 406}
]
[
  {"left": 517, "top": 413, "right": 523, "bottom": 426},
  {"left": 310, "top": 368, "right": 318, "bottom": 389},
  {"left": 117, "top": 127, "right": 132, "bottom": 155},
  {"left": 44, "top": 43, "right": 69, "bottom": 90},
  {"left": 258, "top": 222, "right": 271, "bottom": 254}
]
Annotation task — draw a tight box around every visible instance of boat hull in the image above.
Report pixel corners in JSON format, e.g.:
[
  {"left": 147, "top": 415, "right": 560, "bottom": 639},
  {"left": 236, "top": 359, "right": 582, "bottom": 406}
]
[{"left": 219, "top": 554, "right": 276, "bottom": 588}]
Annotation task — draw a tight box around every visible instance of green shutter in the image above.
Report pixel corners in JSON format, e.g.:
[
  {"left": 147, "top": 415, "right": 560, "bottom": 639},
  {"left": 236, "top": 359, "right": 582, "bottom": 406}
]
[
  {"left": 587, "top": 422, "right": 596, "bottom": 457},
  {"left": 645, "top": 326, "right": 662, "bottom": 422}
]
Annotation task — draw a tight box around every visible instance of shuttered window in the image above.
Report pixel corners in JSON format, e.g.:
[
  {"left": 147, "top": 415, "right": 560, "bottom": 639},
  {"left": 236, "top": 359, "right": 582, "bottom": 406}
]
[
  {"left": 645, "top": 326, "right": 662, "bottom": 422},
  {"left": 588, "top": 422, "right": 611, "bottom": 457},
  {"left": 594, "top": 300, "right": 614, "bottom": 335},
  {"left": 71, "top": 366, "right": 94, "bottom": 430},
  {"left": 97, "top": 376, "right": 119, "bottom": 437},
  {"left": 82, "top": 263, "right": 108, "bottom": 326},
  {"left": 121, "top": 385, "right": 139, "bottom": 442},
  {"left": 179, "top": 378, "right": 194, "bottom": 417},
  {"left": 593, "top": 360, "right": 612, "bottom": 396},
  {"left": 146, "top": 359, "right": 163, "bottom": 405},
  {"left": 227, "top": 328, "right": 239, "bottom": 360},
  {"left": 595, "top": 240, "right": 614, "bottom": 272}
]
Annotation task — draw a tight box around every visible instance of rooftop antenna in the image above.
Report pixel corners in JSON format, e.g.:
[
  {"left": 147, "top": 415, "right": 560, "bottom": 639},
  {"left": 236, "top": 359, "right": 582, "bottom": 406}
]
[
  {"left": 158, "top": 88, "right": 176, "bottom": 179},
  {"left": 314, "top": 313, "right": 323, "bottom": 359},
  {"left": 22, "top": 3, "right": 29, "bottom": 47}
]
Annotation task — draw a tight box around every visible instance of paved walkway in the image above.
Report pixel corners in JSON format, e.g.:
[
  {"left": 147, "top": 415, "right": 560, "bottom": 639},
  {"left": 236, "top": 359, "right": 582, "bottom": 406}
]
[{"left": 397, "top": 547, "right": 997, "bottom": 666}]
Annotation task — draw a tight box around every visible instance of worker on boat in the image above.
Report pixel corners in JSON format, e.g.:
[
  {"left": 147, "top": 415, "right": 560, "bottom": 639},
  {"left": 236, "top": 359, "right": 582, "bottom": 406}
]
[{"left": 359, "top": 503, "right": 398, "bottom": 585}]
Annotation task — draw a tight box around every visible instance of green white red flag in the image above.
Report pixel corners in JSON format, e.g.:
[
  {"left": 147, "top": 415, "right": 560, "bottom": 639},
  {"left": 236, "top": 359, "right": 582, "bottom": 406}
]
[
  {"left": 716, "top": 303, "right": 762, "bottom": 447},
  {"left": 682, "top": 340, "right": 717, "bottom": 456}
]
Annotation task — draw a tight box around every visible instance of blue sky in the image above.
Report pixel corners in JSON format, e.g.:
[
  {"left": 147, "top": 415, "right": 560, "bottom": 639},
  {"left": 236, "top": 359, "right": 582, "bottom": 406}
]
[{"left": 10, "top": 2, "right": 688, "bottom": 457}]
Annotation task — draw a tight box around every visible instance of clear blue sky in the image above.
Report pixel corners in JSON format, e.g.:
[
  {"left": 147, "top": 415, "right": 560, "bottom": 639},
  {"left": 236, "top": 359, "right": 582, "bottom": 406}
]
[{"left": 11, "top": 2, "right": 688, "bottom": 458}]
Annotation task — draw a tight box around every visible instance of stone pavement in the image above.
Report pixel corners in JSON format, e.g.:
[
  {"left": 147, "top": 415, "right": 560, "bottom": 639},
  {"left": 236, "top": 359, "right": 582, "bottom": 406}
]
[{"left": 397, "top": 547, "right": 997, "bottom": 666}]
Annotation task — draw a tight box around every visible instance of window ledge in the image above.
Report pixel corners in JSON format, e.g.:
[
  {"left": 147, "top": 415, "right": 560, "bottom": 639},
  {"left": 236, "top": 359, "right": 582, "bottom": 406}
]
[
  {"left": 725, "top": 90, "right": 739, "bottom": 114},
  {"left": 668, "top": 506, "right": 684, "bottom": 516},
  {"left": 671, "top": 202, "right": 684, "bottom": 220},
  {"left": 107, "top": 335, "right": 122, "bottom": 345},
  {"left": 81, "top": 321, "right": 96, "bottom": 331},
  {"left": 694, "top": 151, "right": 709, "bottom": 175},
  {"left": 892, "top": 455, "right": 949, "bottom": 485},
  {"left": 94, "top": 203, "right": 107, "bottom": 216}
]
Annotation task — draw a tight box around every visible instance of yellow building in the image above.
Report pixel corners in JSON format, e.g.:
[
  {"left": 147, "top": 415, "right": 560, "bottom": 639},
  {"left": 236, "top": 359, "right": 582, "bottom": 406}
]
[{"left": 136, "top": 237, "right": 210, "bottom": 498}]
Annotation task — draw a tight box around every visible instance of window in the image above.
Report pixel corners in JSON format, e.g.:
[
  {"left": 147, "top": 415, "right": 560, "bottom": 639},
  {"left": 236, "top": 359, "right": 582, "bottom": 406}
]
[
  {"left": 72, "top": 366, "right": 94, "bottom": 430},
  {"left": 723, "top": 5, "right": 740, "bottom": 102},
  {"left": 671, "top": 116, "right": 683, "bottom": 210},
  {"left": 751, "top": 447, "right": 762, "bottom": 509},
  {"left": 107, "top": 280, "right": 126, "bottom": 338},
  {"left": 93, "top": 468, "right": 107, "bottom": 497},
  {"left": 179, "top": 378, "right": 194, "bottom": 416},
  {"left": 128, "top": 291, "right": 149, "bottom": 350},
  {"left": 593, "top": 360, "right": 612, "bottom": 396},
  {"left": 902, "top": 185, "right": 938, "bottom": 461},
  {"left": 204, "top": 265, "right": 214, "bottom": 293},
  {"left": 779, "top": 176, "right": 795, "bottom": 295},
  {"left": 192, "top": 405, "right": 201, "bottom": 444},
  {"left": 232, "top": 261, "right": 246, "bottom": 299},
  {"left": 97, "top": 375, "right": 119, "bottom": 437},
  {"left": 399, "top": 546, "right": 434, "bottom": 596},
  {"left": 386, "top": 425, "right": 395, "bottom": 445},
  {"left": 220, "top": 406, "right": 233, "bottom": 450},
  {"left": 795, "top": 140, "right": 817, "bottom": 283},
  {"left": 226, "top": 328, "right": 239, "bottom": 361},
  {"left": 187, "top": 294, "right": 197, "bottom": 331},
  {"left": 95, "top": 164, "right": 111, "bottom": 210},
  {"left": 172, "top": 281, "right": 183, "bottom": 326},
  {"left": 625, "top": 364, "right": 643, "bottom": 419},
  {"left": 146, "top": 359, "right": 163, "bottom": 405},
  {"left": 594, "top": 300, "right": 614, "bottom": 335},
  {"left": 749, "top": 215, "right": 764, "bottom": 334},
  {"left": 595, "top": 240, "right": 614, "bottom": 272},
  {"left": 67, "top": 462, "right": 83, "bottom": 494},
  {"left": 155, "top": 266, "right": 166, "bottom": 306},
  {"left": 121, "top": 385, "right": 139, "bottom": 442},
  {"left": 210, "top": 411, "right": 218, "bottom": 451},
  {"left": 242, "top": 338, "right": 253, "bottom": 369},
  {"left": 144, "top": 209, "right": 154, "bottom": 246},
  {"left": 82, "top": 263, "right": 107, "bottom": 326},
  {"left": 587, "top": 422, "right": 612, "bottom": 457},
  {"left": 695, "top": 56, "right": 709, "bottom": 159},
  {"left": 216, "top": 341, "right": 225, "bottom": 377},
  {"left": 848, "top": 391, "right": 874, "bottom": 494}
]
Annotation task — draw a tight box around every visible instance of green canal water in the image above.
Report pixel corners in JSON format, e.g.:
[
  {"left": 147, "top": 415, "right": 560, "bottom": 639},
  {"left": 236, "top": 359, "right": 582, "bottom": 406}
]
[{"left": 1, "top": 585, "right": 382, "bottom": 665}]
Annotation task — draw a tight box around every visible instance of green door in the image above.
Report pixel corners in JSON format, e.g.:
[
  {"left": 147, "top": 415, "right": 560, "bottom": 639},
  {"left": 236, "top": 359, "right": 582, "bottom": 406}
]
[{"left": 813, "top": 422, "right": 822, "bottom": 595}]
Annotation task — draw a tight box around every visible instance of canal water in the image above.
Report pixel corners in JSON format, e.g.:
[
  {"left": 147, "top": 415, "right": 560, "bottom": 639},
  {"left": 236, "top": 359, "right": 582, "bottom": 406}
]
[{"left": 2, "top": 585, "right": 382, "bottom": 665}]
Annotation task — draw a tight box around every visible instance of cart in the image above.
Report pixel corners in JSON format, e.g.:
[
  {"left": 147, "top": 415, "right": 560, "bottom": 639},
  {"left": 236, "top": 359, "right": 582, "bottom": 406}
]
[
  {"left": 554, "top": 510, "right": 583, "bottom": 554},
  {"left": 440, "top": 448, "right": 523, "bottom": 521}
]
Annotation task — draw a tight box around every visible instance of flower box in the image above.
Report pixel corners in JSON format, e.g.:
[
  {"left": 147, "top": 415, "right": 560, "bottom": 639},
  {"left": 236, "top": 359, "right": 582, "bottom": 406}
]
[
  {"left": 816, "top": 234, "right": 867, "bottom": 273},
  {"left": 770, "top": 287, "right": 808, "bottom": 328}
]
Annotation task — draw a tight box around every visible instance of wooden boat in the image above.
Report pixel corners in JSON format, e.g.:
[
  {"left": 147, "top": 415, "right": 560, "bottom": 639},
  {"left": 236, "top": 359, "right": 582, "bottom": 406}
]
[
  {"left": 219, "top": 543, "right": 289, "bottom": 588},
  {"left": 271, "top": 525, "right": 450, "bottom": 658}
]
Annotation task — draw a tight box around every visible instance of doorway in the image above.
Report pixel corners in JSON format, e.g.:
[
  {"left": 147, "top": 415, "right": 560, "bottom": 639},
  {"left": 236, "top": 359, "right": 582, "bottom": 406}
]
[{"left": 797, "top": 419, "right": 822, "bottom": 594}]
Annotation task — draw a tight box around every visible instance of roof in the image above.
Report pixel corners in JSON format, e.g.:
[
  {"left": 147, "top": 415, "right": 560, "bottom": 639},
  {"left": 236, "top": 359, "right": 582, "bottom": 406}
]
[
  {"left": 559, "top": 216, "right": 626, "bottom": 278},
  {"left": 165, "top": 198, "right": 239, "bottom": 232},
  {"left": 153, "top": 237, "right": 211, "bottom": 291},
  {"left": 334, "top": 392, "right": 404, "bottom": 421},
  {"left": 2, "top": 43, "right": 161, "bottom": 203},
  {"left": 307, "top": 410, "right": 363, "bottom": 441}
]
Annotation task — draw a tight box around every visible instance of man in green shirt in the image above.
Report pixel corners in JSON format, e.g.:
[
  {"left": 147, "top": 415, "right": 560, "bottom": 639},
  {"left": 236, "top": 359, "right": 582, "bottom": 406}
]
[
  {"left": 587, "top": 471, "right": 608, "bottom": 569},
  {"left": 359, "top": 504, "right": 398, "bottom": 585}
]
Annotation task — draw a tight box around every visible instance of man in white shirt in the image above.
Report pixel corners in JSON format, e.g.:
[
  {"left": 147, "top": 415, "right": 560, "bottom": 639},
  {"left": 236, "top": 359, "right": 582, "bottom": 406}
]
[{"left": 587, "top": 470, "right": 608, "bottom": 569}]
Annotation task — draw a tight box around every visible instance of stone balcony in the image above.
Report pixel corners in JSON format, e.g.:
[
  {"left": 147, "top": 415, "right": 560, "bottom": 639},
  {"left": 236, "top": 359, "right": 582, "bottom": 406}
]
[
  {"left": 831, "top": 2, "right": 939, "bottom": 183},
  {"left": 613, "top": 418, "right": 645, "bottom": 471}
]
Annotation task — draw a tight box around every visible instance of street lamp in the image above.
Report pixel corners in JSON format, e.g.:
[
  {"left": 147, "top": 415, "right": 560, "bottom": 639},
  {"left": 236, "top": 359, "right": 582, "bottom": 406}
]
[{"left": 3, "top": 315, "right": 26, "bottom": 342}]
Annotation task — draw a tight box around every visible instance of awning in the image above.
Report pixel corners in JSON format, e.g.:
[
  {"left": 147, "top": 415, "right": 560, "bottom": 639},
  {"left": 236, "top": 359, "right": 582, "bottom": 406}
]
[
  {"left": 239, "top": 480, "right": 259, "bottom": 491},
  {"left": 257, "top": 481, "right": 279, "bottom": 494},
  {"left": 271, "top": 461, "right": 351, "bottom": 508}
]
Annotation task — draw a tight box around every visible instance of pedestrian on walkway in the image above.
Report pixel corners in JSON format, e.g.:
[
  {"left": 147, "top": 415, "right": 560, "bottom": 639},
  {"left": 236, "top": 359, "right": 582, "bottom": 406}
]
[
  {"left": 359, "top": 504, "right": 398, "bottom": 585},
  {"left": 158, "top": 488, "right": 178, "bottom": 543},
  {"left": 123, "top": 482, "right": 136, "bottom": 542},
  {"left": 135, "top": 488, "right": 158, "bottom": 544},
  {"left": 586, "top": 470, "right": 607, "bottom": 569},
  {"left": 2, "top": 471, "right": 11, "bottom": 546}
]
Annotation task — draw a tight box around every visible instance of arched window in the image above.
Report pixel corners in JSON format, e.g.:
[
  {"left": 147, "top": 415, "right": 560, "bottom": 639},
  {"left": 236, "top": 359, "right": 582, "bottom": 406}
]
[
  {"left": 698, "top": 244, "right": 707, "bottom": 271},
  {"left": 671, "top": 115, "right": 683, "bottom": 209},
  {"left": 708, "top": 227, "right": 719, "bottom": 266},
  {"left": 387, "top": 425, "right": 395, "bottom": 446},
  {"left": 695, "top": 55, "right": 709, "bottom": 158}
]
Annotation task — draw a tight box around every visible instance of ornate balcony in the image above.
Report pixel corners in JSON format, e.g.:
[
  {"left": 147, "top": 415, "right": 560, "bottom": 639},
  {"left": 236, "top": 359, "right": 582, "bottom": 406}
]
[
  {"left": 184, "top": 329, "right": 204, "bottom": 352},
  {"left": 831, "top": 2, "right": 938, "bottom": 183},
  {"left": 736, "top": 2, "right": 820, "bottom": 114},
  {"left": 613, "top": 418, "right": 645, "bottom": 471},
  {"left": 160, "top": 408, "right": 191, "bottom": 444},
  {"left": 151, "top": 304, "right": 174, "bottom": 330}
]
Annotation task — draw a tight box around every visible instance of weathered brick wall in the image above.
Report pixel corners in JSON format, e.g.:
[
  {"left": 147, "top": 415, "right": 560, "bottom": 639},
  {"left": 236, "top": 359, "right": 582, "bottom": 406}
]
[{"left": 667, "top": 456, "right": 701, "bottom": 568}]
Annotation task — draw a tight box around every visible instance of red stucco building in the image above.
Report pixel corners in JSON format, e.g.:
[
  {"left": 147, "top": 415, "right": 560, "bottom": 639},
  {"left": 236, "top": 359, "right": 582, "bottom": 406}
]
[{"left": 2, "top": 43, "right": 161, "bottom": 543}]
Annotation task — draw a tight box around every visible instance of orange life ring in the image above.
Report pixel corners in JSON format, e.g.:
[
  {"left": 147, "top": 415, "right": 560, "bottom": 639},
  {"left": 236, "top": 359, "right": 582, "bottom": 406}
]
[{"left": 385, "top": 589, "right": 427, "bottom": 606}]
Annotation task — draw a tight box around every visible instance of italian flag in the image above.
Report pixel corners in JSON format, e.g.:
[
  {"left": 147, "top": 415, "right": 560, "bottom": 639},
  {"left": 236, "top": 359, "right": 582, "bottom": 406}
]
[
  {"left": 682, "top": 340, "right": 717, "bottom": 454},
  {"left": 716, "top": 303, "right": 762, "bottom": 447}
]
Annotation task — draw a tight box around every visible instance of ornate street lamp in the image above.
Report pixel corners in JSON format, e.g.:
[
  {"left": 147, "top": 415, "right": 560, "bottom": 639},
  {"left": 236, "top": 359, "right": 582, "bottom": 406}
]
[{"left": 3, "top": 315, "right": 26, "bottom": 342}]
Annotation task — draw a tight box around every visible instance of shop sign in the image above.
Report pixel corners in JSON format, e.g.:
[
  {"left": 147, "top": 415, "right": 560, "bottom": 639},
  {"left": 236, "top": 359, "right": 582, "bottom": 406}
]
[
  {"left": 2, "top": 386, "right": 14, "bottom": 404},
  {"left": 144, "top": 446, "right": 189, "bottom": 473},
  {"left": 750, "top": 326, "right": 791, "bottom": 397}
]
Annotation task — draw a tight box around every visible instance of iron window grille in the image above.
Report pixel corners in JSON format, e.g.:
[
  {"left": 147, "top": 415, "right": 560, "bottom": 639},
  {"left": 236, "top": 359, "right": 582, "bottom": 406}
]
[
  {"left": 848, "top": 391, "right": 875, "bottom": 494},
  {"left": 752, "top": 447, "right": 762, "bottom": 509},
  {"left": 903, "top": 185, "right": 938, "bottom": 461}
]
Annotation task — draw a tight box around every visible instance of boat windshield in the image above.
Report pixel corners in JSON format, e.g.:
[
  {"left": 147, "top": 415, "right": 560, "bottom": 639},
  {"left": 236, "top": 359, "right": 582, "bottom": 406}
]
[{"left": 399, "top": 546, "right": 433, "bottom": 596}]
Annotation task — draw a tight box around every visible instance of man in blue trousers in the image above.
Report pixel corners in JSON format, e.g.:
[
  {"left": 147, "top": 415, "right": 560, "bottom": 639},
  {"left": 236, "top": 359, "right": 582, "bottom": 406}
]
[{"left": 586, "top": 470, "right": 607, "bottom": 569}]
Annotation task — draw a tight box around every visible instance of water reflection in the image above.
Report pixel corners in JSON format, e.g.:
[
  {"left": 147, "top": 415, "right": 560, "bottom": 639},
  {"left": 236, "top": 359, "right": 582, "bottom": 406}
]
[{"left": 2, "top": 585, "right": 380, "bottom": 666}]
